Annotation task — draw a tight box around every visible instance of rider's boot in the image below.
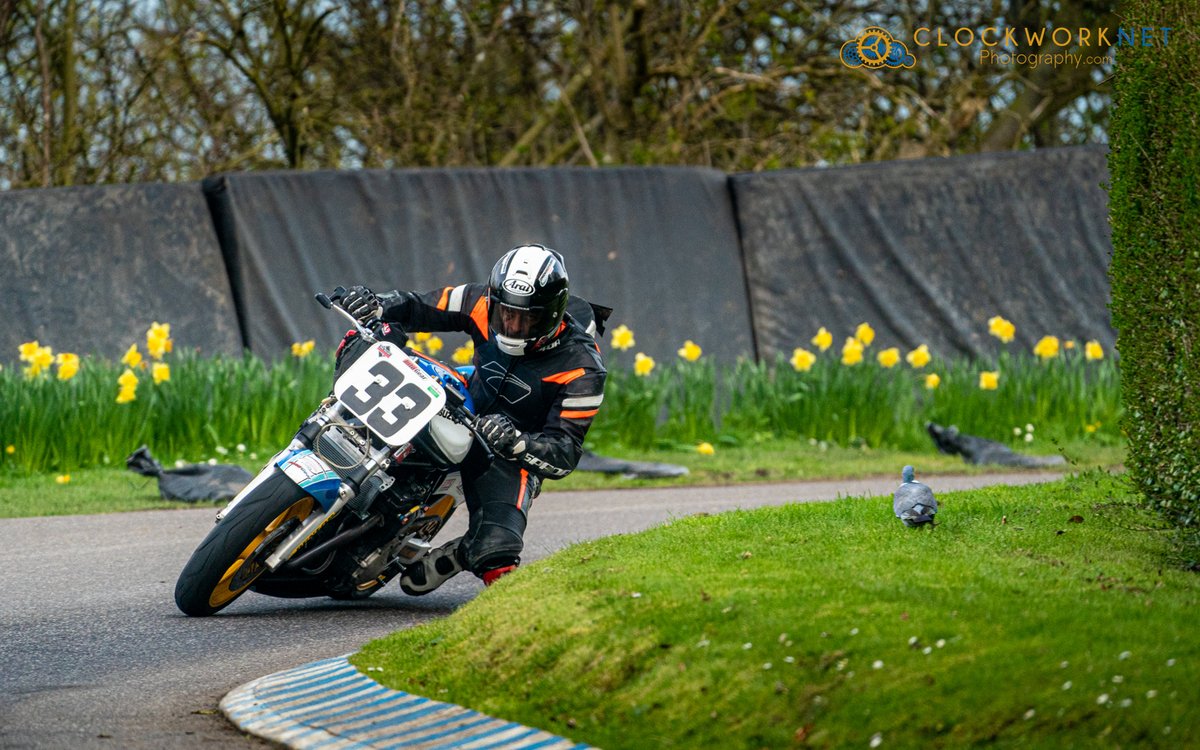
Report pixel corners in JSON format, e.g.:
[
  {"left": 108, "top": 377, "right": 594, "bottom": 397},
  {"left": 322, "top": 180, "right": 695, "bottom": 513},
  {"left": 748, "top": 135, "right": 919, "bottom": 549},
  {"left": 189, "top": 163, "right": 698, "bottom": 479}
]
[{"left": 400, "top": 538, "right": 463, "bottom": 596}]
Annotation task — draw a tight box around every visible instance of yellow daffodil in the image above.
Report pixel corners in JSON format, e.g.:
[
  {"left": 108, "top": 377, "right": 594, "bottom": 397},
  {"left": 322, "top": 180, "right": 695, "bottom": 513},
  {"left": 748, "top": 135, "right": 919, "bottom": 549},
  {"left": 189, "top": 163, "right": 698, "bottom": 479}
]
[
  {"left": 877, "top": 347, "right": 900, "bottom": 368},
  {"left": 409, "top": 341, "right": 425, "bottom": 354},
  {"left": 5, "top": 445, "right": 14, "bottom": 455},
  {"left": 1064, "top": 340, "right": 1076, "bottom": 350},
  {"left": 146, "top": 322, "right": 172, "bottom": 360},
  {"left": 22, "top": 344, "right": 51, "bottom": 378},
  {"left": 121, "top": 344, "right": 143, "bottom": 368},
  {"left": 634, "top": 352, "right": 656, "bottom": 376},
  {"left": 452, "top": 341, "right": 475, "bottom": 365},
  {"left": 55, "top": 352, "right": 80, "bottom": 381},
  {"left": 23, "top": 345, "right": 54, "bottom": 378},
  {"left": 677, "top": 340, "right": 702, "bottom": 362},
  {"left": 116, "top": 368, "right": 139, "bottom": 403},
  {"left": 18, "top": 341, "right": 41, "bottom": 361},
  {"left": 1085, "top": 340, "right": 1104, "bottom": 361},
  {"left": 841, "top": 337, "right": 863, "bottom": 366},
  {"left": 55, "top": 474, "right": 71, "bottom": 484},
  {"left": 979, "top": 370, "right": 1000, "bottom": 390},
  {"left": 425, "top": 336, "right": 444, "bottom": 355},
  {"left": 152, "top": 362, "right": 171, "bottom": 384},
  {"left": 118, "top": 369, "right": 139, "bottom": 390},
  {"left": 924, "top": 373, "right": 941, "bottom": 389},
  {"left": 791, "top": 347, "right": 816, "bottom": 372},
  {"left": 696, "top": 442, "right": 715, "bottom": 455},
  {"left": 811, "top": 326, "right": 833, "bottom": 352},
  {"left": 1033, "top": 335, "right": 1060, "bottom": 360},
  {"left": 32, "top": 345, "right": 53, "bottom": 370},
  {"left": 611, "top": 324, "right": 635, "bottom": 351},
  {"left": 415, "top": 331, "right": 432, "bottom": 343},
  {"left": 854, "top": 322, "right": 875, "bottom": 347},
  {"left": 906, "top": 344, "right": 931, "bottom": 369},
  {"left": 988, "top": 316, "right": 1016, "bottom": 343},
  {"left": 291, "top": 340, "right": 315, "bottom": 358}
]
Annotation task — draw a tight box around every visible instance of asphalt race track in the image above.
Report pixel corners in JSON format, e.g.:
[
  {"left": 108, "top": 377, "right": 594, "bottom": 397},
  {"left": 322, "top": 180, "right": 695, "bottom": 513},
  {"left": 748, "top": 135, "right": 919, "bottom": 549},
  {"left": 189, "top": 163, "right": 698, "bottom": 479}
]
[{"left": 0, "top": 473, "right": 1059, "bottom": 748}]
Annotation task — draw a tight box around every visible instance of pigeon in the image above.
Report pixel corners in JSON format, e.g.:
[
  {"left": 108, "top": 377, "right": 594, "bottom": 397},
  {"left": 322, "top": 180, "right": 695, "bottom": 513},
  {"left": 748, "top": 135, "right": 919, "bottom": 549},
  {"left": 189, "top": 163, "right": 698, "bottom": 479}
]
[{"left": 893, "top": 465, "right": 938, "bottom": 527}]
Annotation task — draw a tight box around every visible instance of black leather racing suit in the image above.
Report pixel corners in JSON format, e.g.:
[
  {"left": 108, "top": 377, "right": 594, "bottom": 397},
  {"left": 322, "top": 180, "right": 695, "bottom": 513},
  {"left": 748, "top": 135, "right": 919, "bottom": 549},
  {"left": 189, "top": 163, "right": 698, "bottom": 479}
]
[{"left": 378, "top": 282, "right": 607, "bottom": 575}]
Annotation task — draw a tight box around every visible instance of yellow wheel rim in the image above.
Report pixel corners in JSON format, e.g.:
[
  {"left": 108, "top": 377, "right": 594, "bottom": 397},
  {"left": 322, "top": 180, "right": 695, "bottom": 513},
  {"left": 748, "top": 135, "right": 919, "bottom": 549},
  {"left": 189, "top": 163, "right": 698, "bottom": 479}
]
[{"left": 208, "top": 496, "right": 315, "bottom": 608}]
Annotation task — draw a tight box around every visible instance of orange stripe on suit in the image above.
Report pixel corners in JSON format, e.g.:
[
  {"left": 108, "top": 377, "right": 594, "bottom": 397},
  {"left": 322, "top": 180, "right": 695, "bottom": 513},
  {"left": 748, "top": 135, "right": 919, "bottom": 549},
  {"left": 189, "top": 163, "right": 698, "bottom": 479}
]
[
  {"left": 542, "top": 368, "right": 585, "bottom": 385},
  {"left": 470, "top": 295, "right": 490, "bottom": 340},
  {"left": 560, "top": 408, "right": 599, "bottom": 419},
  {"left": 517, "top": 469, "right": 529, "bottom": 509}
]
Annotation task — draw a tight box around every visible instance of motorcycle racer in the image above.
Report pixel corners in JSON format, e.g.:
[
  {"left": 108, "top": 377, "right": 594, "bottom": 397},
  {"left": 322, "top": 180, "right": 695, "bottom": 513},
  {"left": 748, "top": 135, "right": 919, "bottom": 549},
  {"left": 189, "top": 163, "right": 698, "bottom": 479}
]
[{"left": 339, "top": 244, "right": 608, "bottom": 592}]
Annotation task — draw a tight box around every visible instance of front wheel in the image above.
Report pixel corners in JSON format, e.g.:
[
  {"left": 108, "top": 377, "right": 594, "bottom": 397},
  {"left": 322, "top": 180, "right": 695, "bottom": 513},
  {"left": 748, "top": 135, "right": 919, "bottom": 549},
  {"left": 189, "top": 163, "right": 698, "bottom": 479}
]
[{"left": 175, "top": 472, "right": 316, "bottom": 616}]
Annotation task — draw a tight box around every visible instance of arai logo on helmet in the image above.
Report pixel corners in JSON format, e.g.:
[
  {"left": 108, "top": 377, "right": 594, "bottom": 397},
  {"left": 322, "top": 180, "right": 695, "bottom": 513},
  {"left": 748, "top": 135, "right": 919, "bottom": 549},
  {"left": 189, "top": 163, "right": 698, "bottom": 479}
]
[{"left": 502, "top": 278, "right": 535, "bottom": 295}]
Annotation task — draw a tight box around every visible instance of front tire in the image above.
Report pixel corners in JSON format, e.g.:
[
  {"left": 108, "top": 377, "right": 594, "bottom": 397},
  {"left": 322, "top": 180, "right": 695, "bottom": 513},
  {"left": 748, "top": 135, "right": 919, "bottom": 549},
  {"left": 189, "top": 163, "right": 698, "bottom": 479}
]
[{"left": 175, "top": 472, "right": 315, "bottom": 616}]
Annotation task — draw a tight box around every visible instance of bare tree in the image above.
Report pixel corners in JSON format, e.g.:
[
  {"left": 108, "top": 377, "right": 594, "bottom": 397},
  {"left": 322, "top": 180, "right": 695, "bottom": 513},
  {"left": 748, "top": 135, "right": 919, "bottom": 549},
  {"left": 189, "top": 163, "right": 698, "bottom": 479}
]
[
  {"left": 0, "top": 0, "right": 1117, "bottom": 189},
  {"left": 0, "top": 0, "right": 178, "bottom": 189},
  {"left": 155, "top": 0, "right": 340, "bottom": 169}
]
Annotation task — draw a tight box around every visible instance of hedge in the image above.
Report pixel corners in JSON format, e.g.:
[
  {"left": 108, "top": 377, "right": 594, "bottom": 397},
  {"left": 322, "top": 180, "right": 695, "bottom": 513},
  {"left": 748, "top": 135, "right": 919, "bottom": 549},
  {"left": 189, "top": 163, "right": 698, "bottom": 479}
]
[{"left": 1107, "top": 1, "right": 1200, "bottom": 527}]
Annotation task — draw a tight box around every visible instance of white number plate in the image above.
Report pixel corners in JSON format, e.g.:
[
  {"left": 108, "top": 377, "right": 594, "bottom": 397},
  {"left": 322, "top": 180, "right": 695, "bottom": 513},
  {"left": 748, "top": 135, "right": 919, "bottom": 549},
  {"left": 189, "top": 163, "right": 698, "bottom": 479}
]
[{"left": 333, "top": 342, "right": 446, "bottom": 447}]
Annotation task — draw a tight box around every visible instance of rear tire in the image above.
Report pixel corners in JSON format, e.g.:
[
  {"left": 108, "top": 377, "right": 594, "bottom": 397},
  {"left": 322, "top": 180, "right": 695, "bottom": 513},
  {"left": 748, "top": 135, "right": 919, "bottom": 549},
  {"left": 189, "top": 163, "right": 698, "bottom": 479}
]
[{"left": 175, "top": 472, "right": 315, "bottom": 616}]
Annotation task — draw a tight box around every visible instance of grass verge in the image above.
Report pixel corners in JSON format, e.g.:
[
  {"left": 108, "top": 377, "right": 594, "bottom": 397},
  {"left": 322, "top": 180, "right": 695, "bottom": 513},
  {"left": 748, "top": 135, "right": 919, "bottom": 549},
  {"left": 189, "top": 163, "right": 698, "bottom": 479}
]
[
  {"left": 0, "top": 440, "right": 1122, "bottom": 518},
  {"left": 353, "top": 471, "right": 1198, "bottom": 749}
]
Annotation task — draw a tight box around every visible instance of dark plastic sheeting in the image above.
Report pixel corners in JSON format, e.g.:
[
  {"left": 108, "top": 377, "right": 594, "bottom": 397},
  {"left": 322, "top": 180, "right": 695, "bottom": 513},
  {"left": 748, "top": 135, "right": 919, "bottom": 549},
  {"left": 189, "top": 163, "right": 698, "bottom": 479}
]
[
  {"left": 0, "top": 183, "right": 243, "bottom": 365},
  {"left": 204, "top": 167, "right": 754, "bottom": 362},
  {"left": 732, "top": 146, "right": 1114, "bottom": 360}
]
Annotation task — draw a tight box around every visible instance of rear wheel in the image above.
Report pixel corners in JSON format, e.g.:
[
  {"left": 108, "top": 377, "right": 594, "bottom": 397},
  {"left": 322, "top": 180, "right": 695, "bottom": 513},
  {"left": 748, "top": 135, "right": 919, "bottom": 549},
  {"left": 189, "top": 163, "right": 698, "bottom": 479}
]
[{"left": 175, "top": 472, "right": 315, "bottom": 616}]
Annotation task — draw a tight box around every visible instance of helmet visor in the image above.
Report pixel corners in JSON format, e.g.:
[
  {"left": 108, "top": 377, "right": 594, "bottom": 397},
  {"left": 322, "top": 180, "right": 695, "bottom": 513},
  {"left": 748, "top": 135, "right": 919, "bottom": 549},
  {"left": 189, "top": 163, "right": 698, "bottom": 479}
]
[{"left": 490, "top": 302, "right": 551, "bottom": 340}]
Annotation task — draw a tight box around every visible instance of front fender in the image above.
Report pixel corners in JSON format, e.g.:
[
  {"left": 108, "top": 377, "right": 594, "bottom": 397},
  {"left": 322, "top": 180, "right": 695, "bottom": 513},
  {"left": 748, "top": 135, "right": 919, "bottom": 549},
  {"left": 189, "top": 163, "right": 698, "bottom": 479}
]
[{"left": 276, "top": 449, "right": 344, "bottom": 511}]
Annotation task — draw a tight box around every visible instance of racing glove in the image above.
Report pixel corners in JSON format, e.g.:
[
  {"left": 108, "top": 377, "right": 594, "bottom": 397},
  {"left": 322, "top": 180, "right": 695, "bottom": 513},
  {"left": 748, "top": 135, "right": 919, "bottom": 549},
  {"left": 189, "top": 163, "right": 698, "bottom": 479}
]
[
  {"left": 476, "top": 414, "right": 527, "bottom": 459},
  {"left": 342, "top": 285, "right": 382, "bottom": 323}
]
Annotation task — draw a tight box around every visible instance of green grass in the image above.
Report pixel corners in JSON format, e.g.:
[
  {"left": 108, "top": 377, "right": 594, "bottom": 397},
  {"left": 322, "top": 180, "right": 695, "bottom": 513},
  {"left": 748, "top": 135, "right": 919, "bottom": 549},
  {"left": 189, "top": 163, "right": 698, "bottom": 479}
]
[
  {"left": 2, "top": 342, "right": 1120, "bottom": 475},
  {"left": 593, "top": 350, "right": 1122, "bottom": 453},
  {"left": 0, "top": 466, "right": 225, "bottom": 517},
  {"left": 552, "top": 437, "right": 1123, "bottom": 491},
  {"left": 0, "top": 439, "right": 1123, "bottom": 518},
  {"left": 1, "top": 349, "right": 330, "bottom": 474},
  {"left": 354, "top": 471, "right": 1199, "bottom": 749}
]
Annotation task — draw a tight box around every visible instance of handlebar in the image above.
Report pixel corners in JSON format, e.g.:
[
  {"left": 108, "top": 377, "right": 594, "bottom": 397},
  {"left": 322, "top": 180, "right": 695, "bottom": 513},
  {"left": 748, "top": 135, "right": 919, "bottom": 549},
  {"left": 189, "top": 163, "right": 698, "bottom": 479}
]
[
  {"left": 315, "top": 284, "right": 351, "bottom": 309},
  {"left": 315, "top": 286, "right": 379, "bottom": 344}
]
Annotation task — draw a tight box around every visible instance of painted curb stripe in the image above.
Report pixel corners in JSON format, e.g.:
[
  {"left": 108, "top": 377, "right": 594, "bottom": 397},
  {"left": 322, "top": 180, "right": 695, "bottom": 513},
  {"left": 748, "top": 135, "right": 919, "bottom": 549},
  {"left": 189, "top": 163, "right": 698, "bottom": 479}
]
[{"left": 221, "top": 655, "right": 593, "bottom": 750}]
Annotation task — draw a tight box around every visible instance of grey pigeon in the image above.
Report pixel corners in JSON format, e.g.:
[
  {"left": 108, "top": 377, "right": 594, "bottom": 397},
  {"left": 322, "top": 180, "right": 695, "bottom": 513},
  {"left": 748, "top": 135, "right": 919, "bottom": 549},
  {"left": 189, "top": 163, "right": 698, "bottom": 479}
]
[{"left": 893, "top": 465, "right": 937, "bottom": 527}]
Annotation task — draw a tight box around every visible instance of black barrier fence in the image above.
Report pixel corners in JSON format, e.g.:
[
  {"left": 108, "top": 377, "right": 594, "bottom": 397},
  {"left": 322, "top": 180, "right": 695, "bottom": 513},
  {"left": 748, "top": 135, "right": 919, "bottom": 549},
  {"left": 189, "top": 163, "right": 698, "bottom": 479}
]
[
  {"left": 0, "top": 147, "right": 1114, "bottom": 368},
  {"left": 202, "top": 166, "right": 753, "bottom": 362},
  {"left": 734, "top": 146, "right": 1114, "bottom": 360},
  {"left": 0, "top": 182, "right": 243, "bottom": 363}
]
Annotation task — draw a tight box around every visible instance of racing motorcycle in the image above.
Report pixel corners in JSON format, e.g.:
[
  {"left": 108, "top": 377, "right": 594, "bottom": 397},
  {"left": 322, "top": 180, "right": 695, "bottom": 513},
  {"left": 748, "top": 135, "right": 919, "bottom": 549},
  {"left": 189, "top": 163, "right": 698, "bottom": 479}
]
[{"left": 174, "top": 288, "right": 490, "bottom": 617}]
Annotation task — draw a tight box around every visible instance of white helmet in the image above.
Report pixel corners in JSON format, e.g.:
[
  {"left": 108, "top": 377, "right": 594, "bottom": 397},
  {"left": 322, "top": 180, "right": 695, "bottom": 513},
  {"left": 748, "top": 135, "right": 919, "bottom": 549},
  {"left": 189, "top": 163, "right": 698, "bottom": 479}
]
[{"left": 487, "top": 244, "right": 570, "bottom": 356}]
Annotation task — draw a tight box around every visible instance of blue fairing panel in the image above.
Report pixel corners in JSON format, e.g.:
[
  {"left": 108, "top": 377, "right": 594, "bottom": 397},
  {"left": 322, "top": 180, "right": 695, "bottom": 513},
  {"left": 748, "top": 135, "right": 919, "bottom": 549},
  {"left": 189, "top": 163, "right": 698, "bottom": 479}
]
[{"left": 413, "top": 356, "right": 475, "bottom": 414}]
